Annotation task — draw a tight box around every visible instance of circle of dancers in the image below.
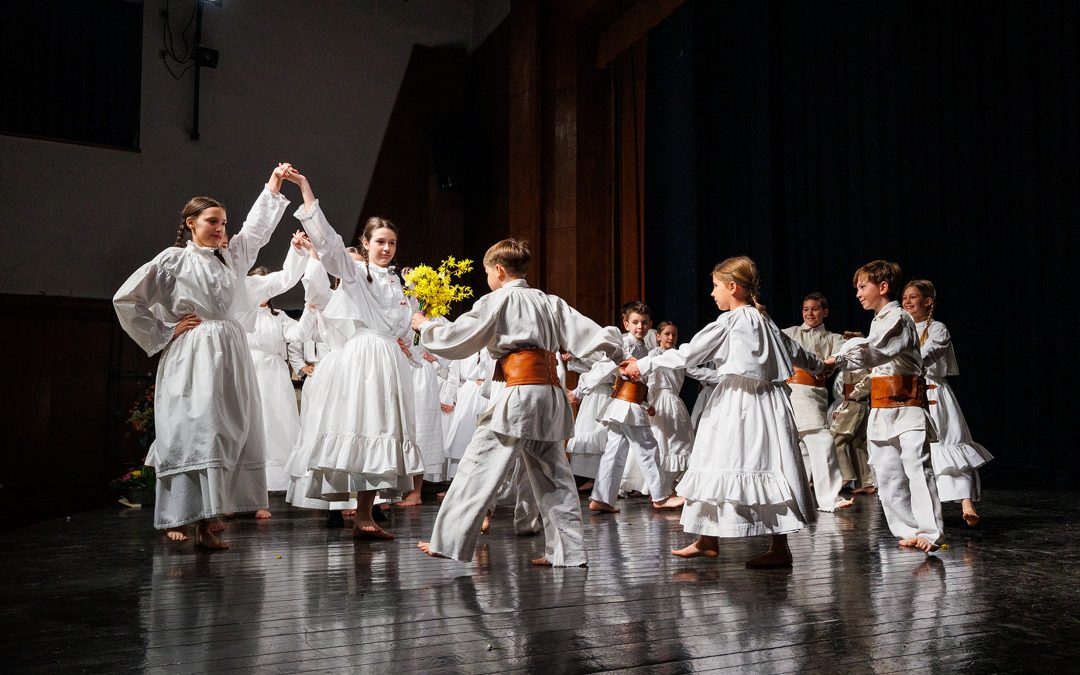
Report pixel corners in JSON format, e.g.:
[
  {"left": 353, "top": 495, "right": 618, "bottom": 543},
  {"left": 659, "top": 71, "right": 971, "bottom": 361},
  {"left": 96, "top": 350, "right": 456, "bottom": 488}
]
[{"left": 113, "top": 163, "right": 992, "bottom": 565}]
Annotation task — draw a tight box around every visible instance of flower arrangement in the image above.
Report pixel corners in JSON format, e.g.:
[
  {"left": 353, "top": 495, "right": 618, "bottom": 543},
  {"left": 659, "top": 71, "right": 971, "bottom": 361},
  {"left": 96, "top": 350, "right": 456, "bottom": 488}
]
[
  {"left": 403, "top": 256, "right": 474, "bottom": 344},
  {"left": 111, "top": 465, "right": 156, "bottom": 506},
  {"left": 127, "top": 385, "right": 156, "bottom": 450}
]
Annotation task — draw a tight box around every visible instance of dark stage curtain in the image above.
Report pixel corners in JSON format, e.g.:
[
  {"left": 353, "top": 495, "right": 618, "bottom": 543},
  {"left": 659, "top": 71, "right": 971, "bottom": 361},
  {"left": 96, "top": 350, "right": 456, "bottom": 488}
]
[{"left": 646, "top": 1, "right": 1078, "bottom": 485}]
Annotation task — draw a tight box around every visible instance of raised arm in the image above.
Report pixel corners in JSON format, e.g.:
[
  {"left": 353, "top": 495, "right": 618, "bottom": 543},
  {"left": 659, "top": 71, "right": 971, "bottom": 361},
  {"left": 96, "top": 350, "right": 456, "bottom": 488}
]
[
  {"left": 415, "top": 295, "right": 501, "bottom": 360},
  {"left": 225, "top": 164, "right": 292, "bottom": 271},
  {"left": 245, "top": 235, "right": 307, "bottom": 304}
]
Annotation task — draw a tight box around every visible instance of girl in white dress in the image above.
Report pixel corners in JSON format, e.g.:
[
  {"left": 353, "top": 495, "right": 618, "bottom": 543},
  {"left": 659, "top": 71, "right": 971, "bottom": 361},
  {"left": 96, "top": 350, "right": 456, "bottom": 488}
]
[
  {"left": 902, "top": 280, "right": 993, "bottom": 526},
  {"left": 621, "top": 256, "right": 824, "bottom": 568},
  {"left": 287, "top": 168, "right": 423, "bottom": 540},
  {"left": 113, "top": 164, "right": 292, "bottom": 549},
  {"left": 443, "top": 350, "right": 496, "bottom": 478},
  {"left": 399, "top": 315, "right": 451, "bottom": 506},
  {"left": 244, "top": 239, "right": 307, "bottom": 512},
  {"left": 647, "top": 321, "right": 695, "bottom": 500},
  {"left": 566, "top": 352, "right": 611, "bottom": 487}
]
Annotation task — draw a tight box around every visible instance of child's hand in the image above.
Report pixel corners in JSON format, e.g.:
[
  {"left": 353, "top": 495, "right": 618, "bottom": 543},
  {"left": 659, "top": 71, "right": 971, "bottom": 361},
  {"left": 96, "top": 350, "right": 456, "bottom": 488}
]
[
  {"left": 282, "top": 166, "right": 307, "bottom": 185},
  {"left": 619, "top": 358, "right": 641, "bottom": 380},
  {"left": 566, "top": 390, "right": 580, "bottom": 407},
  {"left": 440, "top": 403, "right": 455, "bottom": 413},
  {"left": 396, "top": 338, "right": 413, "bottom": 359},
  {"left": 268, "top": 163, "right": 292, "bottom": 193},
  {"left": 842, "top": 331, "right": 863, "bottom": 339},
  {"left": 410, "top": 312, "right": 429, "bottom": 332},
  {"left": 422, "top": 351, "right": 439, "bottom": 363},
  {"left": 560, "top": 351, "right": 573, "bottom": 362},
  {"left": 173, "top": 313, "right": 202, "bottom": 339}
]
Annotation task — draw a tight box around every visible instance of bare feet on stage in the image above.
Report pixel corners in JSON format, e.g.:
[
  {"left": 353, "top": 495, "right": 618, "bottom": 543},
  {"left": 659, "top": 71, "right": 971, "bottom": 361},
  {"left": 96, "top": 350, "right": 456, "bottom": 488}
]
[
  {"left": 531, "top": 557, "right": 552, "bottom": 566},
  {"left": 672, "top": 536, "right": 720, "bottom": 558},
  {"left": 341, "top": 509, "right": 356, "bottom": 519},
  {"left": 852, "top": 485, "right": 877, "bottom": 495},
  {"left": 745, "top": 535, "right": 792, "bottom": 568},
  {"left": 962, "top": 498, "right": 981, "bottom": 526},
  {"left": 417, "top": 541, "right": 448, "bottom": 558},
  {"left": 353, "top": 523, "right": 394, "bottom": 540},
  {"left": 652, "top": 496, "right": 685, "bottom": 510},
  {"left": 255, "top": 509, "right": 272, "bottom": 519},
  {"left": 834, "top": 497, "right": 855, "bottom": 509},
  {"left": 577, "top": 481, "right": 594, "bottom": 493},
  {"left": 480, "top": 513, "right": 492, "bottom": 535},
  {"left": 395, "top": 494, "right": 423, "bottom": 507},
  {"left": 209, "top": 518, "right": 226, "bottom": 533},
  {"left": 165, "top": 527, "right": 189, "bottom": 542},
  {"left": 194, "top": 520, "right": 229, "bottom": 550},
  {"left": 588, "top": 500, "right": 620, "bottom": 513},
  {"left": 899, "top": 536, "right": 939, "bottom": 553},
  {"left": 436, "top": 491, "right": 447, "bottom": 499}
]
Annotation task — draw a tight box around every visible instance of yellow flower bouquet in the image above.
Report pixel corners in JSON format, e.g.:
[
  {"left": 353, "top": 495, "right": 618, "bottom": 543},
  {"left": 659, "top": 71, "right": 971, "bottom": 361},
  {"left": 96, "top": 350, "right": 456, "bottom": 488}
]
[{"left": 404, "top": 256, "right": 474, "bottom": 344}]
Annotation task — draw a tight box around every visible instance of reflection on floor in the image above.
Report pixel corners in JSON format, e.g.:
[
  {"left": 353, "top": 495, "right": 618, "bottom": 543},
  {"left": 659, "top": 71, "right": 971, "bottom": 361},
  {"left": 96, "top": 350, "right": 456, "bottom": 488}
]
[{"left": 2, "top": 489, "right": 1078, "bottom": 672}]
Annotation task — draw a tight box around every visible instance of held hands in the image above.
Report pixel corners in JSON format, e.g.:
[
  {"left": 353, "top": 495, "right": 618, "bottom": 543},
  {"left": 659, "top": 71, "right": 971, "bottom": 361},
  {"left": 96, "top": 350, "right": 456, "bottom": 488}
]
[
  {"left": 268, "top": 163, "right": 293, "bottom": 194},
  {"left": 647, "top": 406, "right": 656, "bottom": 417},
  {"left": 300, "top": 364, "right": 315, "bottom": 376},
  {"left": 173, "top": 313, "right": 202, "bottom": 339},
  {"left": 410, "top": 311, "right": 428, "bottom": 332},
  {"left": 396, "top": 338, "right": 413, "bottom": 359},
  {"left": 619, "top": 358, "right": 641, "bottom": 381},
  {"left": 440, "top": 403, "right": 455, "bottom": 414},
  {"left": 566, "top": 390, "right": 580, "bottom": 407},
  {"left": 422, "top": 351, "right": 439, "bottom": 364}
]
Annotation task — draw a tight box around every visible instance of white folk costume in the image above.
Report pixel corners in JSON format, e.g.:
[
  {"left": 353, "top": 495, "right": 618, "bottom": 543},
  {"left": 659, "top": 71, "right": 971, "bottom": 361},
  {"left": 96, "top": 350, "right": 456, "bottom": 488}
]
[
  {"left": 584, "top": 334, "right": 667, "bottom": 504},
  {"left": 284, "top": 259, "right": 356, "bottom": 511},
  {"left": 442, "top": 350, "right": 496, "bottom": 478},
  {"left": 416, "top": 279, "right": 622, "bottom": 566},
  {"left": 113, "top": 185, "right": 289, "bottom": 528},
  {"left": 781, "top": 323, "right": 847, "bottom": 511},
  {"left": 646, "top": 346, "right": 695, "bottom": 494},
  {"left": 412, "top": 316, "right": 451, "bottom": 483},
  {"left": 832, "top": 301, "right": 944, "bottom": 546},
  {"left": 245, "top": 246, "right": 307, "bottom": 491},
  {"left": 292, "top": 200, "right": 423, "bottom": 500},
  {"left": 635, "top": 306, "right": 822, "bottom": 538},
  {"left": 686, "top": 362, "right": 720, "bottom": 431},
  {"left": 917, "top": 319, "right": 993, "bottom": 503},
  {"left": 566, "top": 354, "right": 611, "bottom": 479}
]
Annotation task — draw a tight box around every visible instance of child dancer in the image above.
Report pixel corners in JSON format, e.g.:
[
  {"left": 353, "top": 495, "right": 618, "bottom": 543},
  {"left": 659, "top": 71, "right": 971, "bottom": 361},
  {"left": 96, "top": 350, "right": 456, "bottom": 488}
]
[
  {"left": 830, "top": 370, "right": 876, "bottom": 493},
  {"left": 399, "top": 317, "right": 452, "bottom": 506},
  {"left": 902, "top": 280, "right": 992, "bottom": 526},
  {"left": 113, "top": 164, "right": 293, "bottom": 549},
  {"left": 621, "top": 256, "right": 824, "bottom": 567},
  {"left": 442, "top": 350, "right": 496, "bottom": 479},
  {"left": 782, "top": 293, "right": 853, "bottom": 512},
  {"left": 413, "top": 238, "right": 622, "bottom": 567},
  {"left": 826, "top": 261, "right": 944, "bottom": 553},
  {"left": 566, "top": 352, "right": 611, "bottom": 487},
  {"left": 576, "top": 302, "right": 682, "bottom": 512},
  {"left": 287, "top": 169, "right": 423, "bottom": 540},
  {"left": 647, "top": 321, "right": 694, "bottom": 502}
]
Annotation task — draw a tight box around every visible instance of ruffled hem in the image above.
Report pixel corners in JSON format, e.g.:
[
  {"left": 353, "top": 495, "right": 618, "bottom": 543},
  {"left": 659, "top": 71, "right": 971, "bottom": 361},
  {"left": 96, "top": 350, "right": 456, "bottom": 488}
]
[
  {"left": 659, "top": 454, "right": 689, "bottom": 473},
  {"left": 675, "top": 468, "right": 797, "bottom": 508},
  {"left": 930, "top": 441, "right": 993, "bottom": 473},
  {"left": 154, "top": 466, "right": 267, "bottom": 528},
  {"left": 286, "top": 474, "right": 357, "bottom": 510},
  {"left": 307, "top": 467, "right": 414, "bottom": 498},
  {"left": 567, "top": 428, "right": 608, "bottom": 456},
  {"left": 599, "top": 398, "right": 650, "bottom": 427},
  {"left": 679, "top": 500, "right": 808, "bottom": 538},
  {"left": 306, "top": 432, "right": 425, "bottom": 478}
]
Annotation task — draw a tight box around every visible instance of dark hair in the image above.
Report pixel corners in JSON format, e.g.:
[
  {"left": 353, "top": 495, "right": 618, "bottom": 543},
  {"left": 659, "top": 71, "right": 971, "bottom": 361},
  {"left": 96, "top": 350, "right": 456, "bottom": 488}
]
[
  {"left": 852, "top": 260, "right": 902, "bottom": 299},
  {"left": 175, "top": 196, "right": 227, "bottom": 264},
  {"left": 621, "top": 301, "right": 651, "bottom": 320},
  {"left": 357, "top": 216, "right": 401, "bottom": 283},
  {"left": 803, "top": 291, "right": 828, "bottom": 309},
  {"left": 247, "top": 266, "right": 280, "bottom": 314}
]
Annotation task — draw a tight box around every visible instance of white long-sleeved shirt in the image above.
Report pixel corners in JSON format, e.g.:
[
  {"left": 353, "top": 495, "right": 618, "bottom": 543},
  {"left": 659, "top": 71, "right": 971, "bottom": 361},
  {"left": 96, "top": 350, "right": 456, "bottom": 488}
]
[{"left": 782, "top": 323, "right": 845, "bottom": 430}]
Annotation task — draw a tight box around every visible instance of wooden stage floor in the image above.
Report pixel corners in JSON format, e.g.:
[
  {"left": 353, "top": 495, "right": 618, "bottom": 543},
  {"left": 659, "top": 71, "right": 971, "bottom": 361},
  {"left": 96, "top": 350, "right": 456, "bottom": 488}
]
[{"left": 2, "top": 488, "right": 1078, "bottom": 673}]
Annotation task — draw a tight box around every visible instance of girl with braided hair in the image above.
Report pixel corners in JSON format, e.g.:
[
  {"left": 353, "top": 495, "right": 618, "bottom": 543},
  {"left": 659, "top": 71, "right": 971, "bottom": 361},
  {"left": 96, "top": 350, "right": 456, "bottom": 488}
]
[
  {"left": 113, "top": 164, "right": 294, "bottom": 549},
  {"left": 902, "top": 280, "right": 992, "bottom": 526},
  {"left": 621, "top": 256, "right": 825, "bottom": 568}
]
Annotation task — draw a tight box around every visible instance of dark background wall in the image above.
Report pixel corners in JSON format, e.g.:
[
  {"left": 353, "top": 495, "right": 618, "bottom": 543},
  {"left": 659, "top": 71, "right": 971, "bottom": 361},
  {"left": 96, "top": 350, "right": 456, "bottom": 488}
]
[{"left": 645, "top": 0, "right": 1078, "bottom": 486}]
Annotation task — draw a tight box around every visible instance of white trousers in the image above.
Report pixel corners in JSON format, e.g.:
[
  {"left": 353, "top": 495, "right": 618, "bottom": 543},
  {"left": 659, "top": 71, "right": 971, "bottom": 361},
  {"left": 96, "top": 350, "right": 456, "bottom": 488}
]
[
  {"left": 494, "top": 456, "right": 543, "bottom": 534},
  {"left": 428, "top": 428, "right": 586, "bottom": 566},
  {"left": 591, "top": 424, "right": 665, "bottom": 506},
  {"left": 799, "top": 428, "right": 846, "bottom": 511},
  {"left": 869, "top": 430, "right": 944, "bottom": 545}
]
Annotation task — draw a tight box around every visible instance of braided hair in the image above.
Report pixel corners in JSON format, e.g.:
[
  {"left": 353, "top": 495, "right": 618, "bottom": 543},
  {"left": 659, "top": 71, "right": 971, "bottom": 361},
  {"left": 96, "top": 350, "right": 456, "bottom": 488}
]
[
  {"left": 357, "top": 216, "right": 403, "bottom": 284},
  {"left": 176, "top": 196, "right": 227, "bottom": 264},
  {"left": 904, "top": 279, "right": 937, "bottom": 345},
  {"left": 713, "top": 255, "right": 767, "bottom": 315}
]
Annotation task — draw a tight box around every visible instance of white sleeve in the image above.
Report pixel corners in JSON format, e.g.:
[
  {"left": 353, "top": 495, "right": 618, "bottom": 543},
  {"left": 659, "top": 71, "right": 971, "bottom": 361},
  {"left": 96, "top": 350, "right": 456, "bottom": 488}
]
[
  {"left": 113, "top": 261, "right": 177, "bottom": 356},
  {"left": 293, "top": 200, "right": 360, "bottom": 285},
  {"left": 224, "top": 186, "right": 291, "bottom": 272},
  {"left": 302, "top": 257, "right": 333, "bottom": 308},
  {"left": 246, "top": 244, "right": 306, "bottom": 304},
  {"left": 637, "top": 317, "right": 730, "bottom": 378},
  {"left": 919, "top": 321, "right": 951, "bottom": 368},
  {"left": 833, "top": 313, "right": 909, "bottom": 370}
]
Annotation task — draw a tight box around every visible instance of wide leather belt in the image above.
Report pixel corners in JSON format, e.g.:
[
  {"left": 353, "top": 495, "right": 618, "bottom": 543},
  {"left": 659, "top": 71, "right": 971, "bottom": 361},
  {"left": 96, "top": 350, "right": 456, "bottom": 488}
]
[
  {"left": 870, "top": 375, "right": 935, "bottom": 409},
  {"left": 611, "top": 378, "right": 648, "bottom": 404},
  {"left": 493, "top": 348, "right": 560, "bottom": 387},
  {"left": 787, "top": 367, "right": 825, "bottom": 388}
]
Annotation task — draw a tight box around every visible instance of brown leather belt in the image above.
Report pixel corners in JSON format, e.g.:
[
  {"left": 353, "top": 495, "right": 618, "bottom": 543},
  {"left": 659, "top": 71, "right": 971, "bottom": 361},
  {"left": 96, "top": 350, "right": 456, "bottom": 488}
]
[
  {"left": 492, "top": 348, "right": 561, "bottom": 387},
  {"left": 611, "top": 378, "right": 648, "bottom": 404},
  {"left": 787, "top": 367, "right": 825, "bottom": 388},
  {"left": 870, "top": 375, "right": 935, "bottom": 409}
]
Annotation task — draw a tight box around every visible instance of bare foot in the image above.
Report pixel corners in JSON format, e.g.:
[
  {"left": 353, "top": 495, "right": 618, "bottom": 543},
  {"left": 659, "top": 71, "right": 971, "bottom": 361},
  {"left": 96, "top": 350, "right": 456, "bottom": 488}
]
[
  {"left": 209, "top": 519, "right": 226, "bottom": 533},
  {"left": 963, "top": 512, "right": 981, "bottom": 527},
  {"left": 852, "top": 485, "right": 877, "bottom": 495},
  {"left": 255, "top": 509, "right": 272, "bottom": 519},
  {"left": 531, "top": 557, "right": 553, "bottom": 566},
  {"left": 671, "top": 537, "right": 719, "bottom": 558},
  {"left": 194, "top": 523, "right": 229, "bottom": 550},
  {"left": 588, "top": 500, "right": 620, "bottom": 513},
  {"left": 899, "top": 536, "right": 939, "bottom": 553},
  {"left": 352, "top": 523, "right": 394, "bottom": 540},
  {"left": 480, "top": 513, "right": 491, "bottom": 535},
  {"left": 341, "top": 509, "right": 356, "bottom": 519},
  {"left": 834, "top": 497, "right": 855, "bottom": 509},
  {"left": 165, "top": 527, "right": 189, "bottom": 542},
  {"left": 898, "top": 537, "right": 920, "bottom": 548},
  {"left": 417, "top": 541, "right": 448, "bottom": 558},
  {"left": 436, "top": 491, "right": 447, "bottom": 499},
  {"left": 577, "top": 481, "right": 594, "bottom": 492},
  {"left": 395, "top": 498, "right": 423, "bottom": 507},
  {"left": 652, "top": 496, "right": 685, "bottom": 510},
  {"left": 745, "top": 549, "right": 793, "bottom": 568}
]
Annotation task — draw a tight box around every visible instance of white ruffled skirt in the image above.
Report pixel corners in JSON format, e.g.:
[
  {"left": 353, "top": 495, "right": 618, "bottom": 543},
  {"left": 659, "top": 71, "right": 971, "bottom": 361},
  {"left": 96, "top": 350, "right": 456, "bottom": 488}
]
[
  {"left": 296, "top": 330, "right": 424, "bottom": 499},
  {"left": 250, "top": 349, "right": 300, "bottom": 492},
  {"left": 677, "top": 374, "right": 816, "bottom": 537},
  {"left": 650, "top": 389, "right": 694, "bottom": 473},
  {"left": 568, "top": 386, "right": 611, "bottom": 478},
  {"left": 927, "top": 376, "right": 993, "bottom": 502}
]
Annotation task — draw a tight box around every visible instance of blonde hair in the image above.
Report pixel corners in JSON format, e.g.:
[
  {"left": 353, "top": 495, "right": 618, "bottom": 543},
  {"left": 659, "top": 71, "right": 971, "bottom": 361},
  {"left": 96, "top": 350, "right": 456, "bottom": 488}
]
[
  {"left": 484, "top": 238, "right": 530, "bottom": 276},
  {"left": 852, "top": 260, "right": 902, "bottom": 298},
  {"left": 713, "top": 255, "right": 766, "bottom": 314},
  {"left": 904, "top": 279, "right": 937, "bottom": 345}
]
